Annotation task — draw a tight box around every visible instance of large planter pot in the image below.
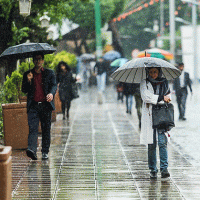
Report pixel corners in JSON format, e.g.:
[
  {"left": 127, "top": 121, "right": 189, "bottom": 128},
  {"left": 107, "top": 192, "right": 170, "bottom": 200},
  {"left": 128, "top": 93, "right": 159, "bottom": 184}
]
[
  {"left": 2, "top": 103, "right": 29, "bottom": 150},
  {"left": 54, "top": 90, "right": 62, "bottom": 114}
]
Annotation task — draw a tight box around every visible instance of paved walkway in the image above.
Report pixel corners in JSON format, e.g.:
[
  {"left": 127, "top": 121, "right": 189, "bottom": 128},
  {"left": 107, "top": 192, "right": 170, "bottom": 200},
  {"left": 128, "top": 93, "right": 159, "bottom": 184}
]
[{"left": 11, "top": 84, "right": 200, "bottom": 199}]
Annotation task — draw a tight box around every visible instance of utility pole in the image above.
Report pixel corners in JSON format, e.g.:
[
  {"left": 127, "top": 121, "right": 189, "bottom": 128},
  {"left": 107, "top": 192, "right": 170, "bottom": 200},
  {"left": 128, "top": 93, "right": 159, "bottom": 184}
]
[
  {"left": 192, "top": 0, "right": 198, "bottom": 83},
  {"left": 170, "top": 0, "right": 175, "bottom": 65},
  {"left": 95, "top": 0, "right": 102, "bottom": 59}
]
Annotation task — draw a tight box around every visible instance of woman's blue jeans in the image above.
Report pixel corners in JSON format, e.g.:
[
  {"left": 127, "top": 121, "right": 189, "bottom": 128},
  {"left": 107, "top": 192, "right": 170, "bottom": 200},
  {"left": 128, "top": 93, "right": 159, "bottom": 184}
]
[
  {"left": 125, "top": 94, "right": 133, "bottom": 112},
  {"left": 148, "top": 129, "right": 168, "bottom": 173}
]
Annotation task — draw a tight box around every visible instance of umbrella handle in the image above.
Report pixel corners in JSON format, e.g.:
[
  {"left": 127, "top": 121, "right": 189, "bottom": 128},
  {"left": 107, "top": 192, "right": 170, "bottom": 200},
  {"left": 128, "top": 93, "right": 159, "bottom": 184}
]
[{"left": 145, "top": 51, "right": 146, "bottom": 57}]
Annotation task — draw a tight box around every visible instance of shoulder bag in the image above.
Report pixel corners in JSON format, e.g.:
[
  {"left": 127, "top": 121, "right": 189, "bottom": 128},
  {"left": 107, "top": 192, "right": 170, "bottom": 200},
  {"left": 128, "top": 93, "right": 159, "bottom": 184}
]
[{"left": 152, "top": 103, "right": 175, "bottom": 130}]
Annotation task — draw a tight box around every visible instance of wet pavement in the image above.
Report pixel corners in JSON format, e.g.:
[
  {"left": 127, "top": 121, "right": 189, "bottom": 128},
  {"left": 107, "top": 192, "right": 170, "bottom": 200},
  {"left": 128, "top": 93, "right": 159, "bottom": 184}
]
[{"left": 11, "top": 83, "right": 200, "bottom": 199}]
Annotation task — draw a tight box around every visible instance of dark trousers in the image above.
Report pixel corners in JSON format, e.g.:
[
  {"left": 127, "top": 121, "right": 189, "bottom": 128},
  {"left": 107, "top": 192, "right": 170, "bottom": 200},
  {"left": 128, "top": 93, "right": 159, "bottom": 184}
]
[
  {"left": 27, "top": 102, "right": 52, "bottom": 153},
  {"left": 61, "top": 100, "right": 71, "bottom": 116},
  {"left": 176, "top": 88, "right": 187, "bottom": 118}
]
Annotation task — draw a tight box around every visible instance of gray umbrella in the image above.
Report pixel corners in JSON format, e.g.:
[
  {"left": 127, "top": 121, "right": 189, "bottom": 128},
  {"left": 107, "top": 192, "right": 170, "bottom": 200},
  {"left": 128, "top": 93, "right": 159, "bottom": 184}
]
[
  {"left": 0, "top": 42, "right": 56, "bottom": 60},
  {"left": 111, "top": 57, "right": 181, "bottom": 83}
]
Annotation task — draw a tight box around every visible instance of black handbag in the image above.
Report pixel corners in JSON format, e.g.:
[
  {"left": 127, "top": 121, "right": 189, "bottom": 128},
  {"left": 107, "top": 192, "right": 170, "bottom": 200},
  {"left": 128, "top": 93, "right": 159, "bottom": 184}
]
[
  {"left": 152, "top": 103, "right": 175, "bottom": 130},
  {"left": 71, "top": 83, "right": 79, "bottom": 99}
]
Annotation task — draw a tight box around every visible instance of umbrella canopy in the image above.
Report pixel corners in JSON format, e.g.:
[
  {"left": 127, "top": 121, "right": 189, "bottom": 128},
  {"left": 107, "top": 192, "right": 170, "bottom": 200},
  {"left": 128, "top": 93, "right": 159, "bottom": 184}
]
[
  {"left": 110, "top": 58, "right": 129, "bottom": 68},
  {"left": 111, "top": 57, "right": 181, "bottom": 83},
  {"left": 137, "top": 48, "right": 174, "bottom": 60},
  {"left": 0, "top": 43, "right": 56, "bottom": 60},
  {"left": 103, "top": 50, "right": 121, "bottom": 61},
  {"left": 80, "top": 53, "right": 95, "bottom": 61}
]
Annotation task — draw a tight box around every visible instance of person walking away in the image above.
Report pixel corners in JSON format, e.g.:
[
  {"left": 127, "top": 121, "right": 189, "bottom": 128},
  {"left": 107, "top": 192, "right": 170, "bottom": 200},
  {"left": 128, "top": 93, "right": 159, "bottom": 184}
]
[
  {"left": 56, "top": 61, "right": 76, "bottom": 120},
  {"left": 116, "top": 82, "right": 124, "bottom": 103},
  {"left": 173, "top": 63, "right": 192, "bottom": 120},
  {"left": 94, "top": 57, "right": 109, "bottom": 92},
  {"left": 132, "top": 83, "right": 142, "bottom": 129},
  {"left": 80, "top": 60, "right": 91, "bottom": 92},
  {"left": 22, "top": 53, "right": 57, "bottom": 160},
  {"left": 140, "top": 67, "right": 171, "bottom": 179},
  {"left": 123, "top": 83, "right": 134, "bottom": 114}
]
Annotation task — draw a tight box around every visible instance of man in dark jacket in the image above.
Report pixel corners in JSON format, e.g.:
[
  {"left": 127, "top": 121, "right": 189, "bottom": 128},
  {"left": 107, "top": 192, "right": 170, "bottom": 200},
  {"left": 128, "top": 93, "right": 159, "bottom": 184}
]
[
  {"left": 22, "top": 52, "right": 57, "bottom": 160},
  {"left": 173, "top": 63, "right": 192, "bottom": 120}
]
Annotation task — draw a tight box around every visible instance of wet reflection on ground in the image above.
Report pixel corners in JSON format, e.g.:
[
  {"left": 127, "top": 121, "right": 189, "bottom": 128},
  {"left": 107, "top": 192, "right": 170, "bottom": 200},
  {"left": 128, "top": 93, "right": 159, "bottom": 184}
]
[{"left": 11, "top": 85, "right": 200, "bottom": 199}]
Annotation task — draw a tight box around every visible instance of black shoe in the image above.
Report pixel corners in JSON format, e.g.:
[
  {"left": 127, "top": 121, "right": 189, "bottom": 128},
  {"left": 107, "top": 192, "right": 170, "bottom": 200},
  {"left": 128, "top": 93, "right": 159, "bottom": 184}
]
[
  {"left": 26, "top": 149, "right": 37, "bottom": 160},
  {"left": 182, "top": 117, "right": 186, "bottom": 121},
  {"left": 150, "top": 172, "right": 157, "bottom": 179},
  {"left": 42, "top": 153, "right": 48, "bottom": 160},
  {"left": 161, "top": 169, "right": 170, "bottom": 178}
]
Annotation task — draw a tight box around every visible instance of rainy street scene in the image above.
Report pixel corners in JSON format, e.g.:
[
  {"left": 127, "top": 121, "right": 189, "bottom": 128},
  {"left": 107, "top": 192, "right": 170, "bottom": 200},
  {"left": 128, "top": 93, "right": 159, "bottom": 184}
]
[{"left": 0, "top": 0, "right": 200, "bottom": 200}]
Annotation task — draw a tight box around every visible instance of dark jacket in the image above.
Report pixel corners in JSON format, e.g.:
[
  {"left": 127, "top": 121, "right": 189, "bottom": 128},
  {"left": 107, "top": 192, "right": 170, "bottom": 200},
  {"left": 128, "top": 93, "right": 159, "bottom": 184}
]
[
  {"left": 57, "top": 72, "right": 76, "bottom": 102},
  {"left": 173, "top": 71, "right": 192, "bottom": 94},
  {"left": 94, "top": 60, "right": 109, "bottom": 75},
  {"left": 22, "top": 68, "right": 57, "bottom": 112},
  {"left": 123, "top": 83, "right": 140, "bottom": 96}
]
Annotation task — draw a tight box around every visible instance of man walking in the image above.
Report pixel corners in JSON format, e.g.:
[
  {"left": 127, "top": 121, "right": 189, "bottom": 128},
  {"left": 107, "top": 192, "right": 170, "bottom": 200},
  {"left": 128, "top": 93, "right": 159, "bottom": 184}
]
[
  {"left": 173, "top": 63, "right": 192, "bottom": 120},
  {"left": 22, "top": 52, "right": 57, "bottom": 160}
]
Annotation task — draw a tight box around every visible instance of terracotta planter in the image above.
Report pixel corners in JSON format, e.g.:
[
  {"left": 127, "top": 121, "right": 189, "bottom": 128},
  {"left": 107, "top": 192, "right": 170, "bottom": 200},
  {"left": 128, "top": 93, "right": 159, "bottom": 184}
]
[
  {"left": 19, "top": 96, "right": 27, "bottom": 103},
  {"left": 2, "top": 103, "right": 29, "bottom": 150},
  {"left": 54, "top": 90, "right": 62, "bottom": 114},
  {"left": 0, "top": 146, "right": 12, "bottom": 200}
]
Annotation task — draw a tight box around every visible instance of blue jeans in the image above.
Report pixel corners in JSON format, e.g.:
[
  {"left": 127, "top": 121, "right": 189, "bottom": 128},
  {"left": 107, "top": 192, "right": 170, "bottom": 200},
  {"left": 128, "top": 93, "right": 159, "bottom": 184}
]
[
  {"left": 148, "top": 129, "right": 168, "bottom": 173},
  {"left": 96, "top": 72, "right": 106, "bottom": 92},
  {"left": 126, "top": 94, "right": 133, "bottom": 112}
]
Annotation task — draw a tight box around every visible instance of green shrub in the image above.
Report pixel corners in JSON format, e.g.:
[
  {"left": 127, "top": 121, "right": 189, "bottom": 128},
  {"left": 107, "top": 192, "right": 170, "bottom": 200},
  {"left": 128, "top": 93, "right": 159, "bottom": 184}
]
[
  {"left": 4, "top": 71, "right": 23, "bottom": 103},
  {"left": 18, "top": 61, "right": 34, "bottom": 75},
  {"left": 0, "top": 84, "right": 7, "bottom": 139},
  {"left": 51, "top": 51, "right": 77, "bottom": 70}
]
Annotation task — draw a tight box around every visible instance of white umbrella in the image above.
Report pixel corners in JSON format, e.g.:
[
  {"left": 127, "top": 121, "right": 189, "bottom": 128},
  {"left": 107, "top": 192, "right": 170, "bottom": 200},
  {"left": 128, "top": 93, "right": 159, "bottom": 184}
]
[{"left": 111, "top": 57, "right": 181, "bottom": 83}]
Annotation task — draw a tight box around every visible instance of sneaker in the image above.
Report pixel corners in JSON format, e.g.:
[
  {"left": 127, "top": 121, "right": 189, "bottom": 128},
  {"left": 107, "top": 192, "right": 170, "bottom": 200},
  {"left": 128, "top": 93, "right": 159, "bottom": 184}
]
[
  {"left": 150, "top": 172, "right": 157, "bottom": 179},
  {"left": 42, "top": 153, "right": 48, "bottom": 160},
  {"left": 26, "top": 149, "right": 37, "bottom": 160},
  {"left": 161, "top": 169, "right": 170, "bottom": 178}
]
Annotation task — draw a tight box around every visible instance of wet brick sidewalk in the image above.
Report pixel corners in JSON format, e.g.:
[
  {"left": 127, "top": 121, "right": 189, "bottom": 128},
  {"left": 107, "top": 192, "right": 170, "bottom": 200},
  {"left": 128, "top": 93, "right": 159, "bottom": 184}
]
[{"left": 11, "top": 84, "right": 200, "bottom": 199}]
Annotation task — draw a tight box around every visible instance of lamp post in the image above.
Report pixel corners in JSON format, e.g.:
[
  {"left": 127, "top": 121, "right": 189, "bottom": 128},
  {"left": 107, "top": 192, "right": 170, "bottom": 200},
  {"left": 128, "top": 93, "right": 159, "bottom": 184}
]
[
  {"left": 95, "top": 0, "right": 102, "bottom": 59},
  {"left": 39, "top": 12, "right": 50, "bottom": 28},
  {"left": 19, "top": 0, "right": 32, "bottom": 17}
]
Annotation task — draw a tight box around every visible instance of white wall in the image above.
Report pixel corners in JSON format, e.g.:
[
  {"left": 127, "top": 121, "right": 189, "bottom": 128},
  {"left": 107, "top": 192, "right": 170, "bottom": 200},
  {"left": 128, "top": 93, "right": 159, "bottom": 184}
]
[{"left": 181, "top": 25, "right": 200, "bottom": 80}]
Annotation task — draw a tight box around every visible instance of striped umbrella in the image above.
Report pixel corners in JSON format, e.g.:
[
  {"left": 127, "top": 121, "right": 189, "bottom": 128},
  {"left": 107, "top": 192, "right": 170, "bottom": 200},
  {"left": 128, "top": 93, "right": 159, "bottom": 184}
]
[
  {"left": 137, "top": 48, "right": 174, "bottom": 60},
  {"left": 110, "top": 57, "right": 181, "bottom": 83}
]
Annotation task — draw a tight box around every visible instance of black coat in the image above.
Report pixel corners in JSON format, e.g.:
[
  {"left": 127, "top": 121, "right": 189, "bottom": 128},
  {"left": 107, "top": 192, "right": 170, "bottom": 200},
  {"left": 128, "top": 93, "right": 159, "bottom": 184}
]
[
  {"left": 123, "top": 83, "right": 140, "bottom": 96},
  {"left": 173, "top": 71, "right": 192, "bottom": 94},
  {"left": 57, "top": 72, "right": 76, "bottom": 102},
  {"left": 22, "top": 68, "right": 57, "bottom": 112}
]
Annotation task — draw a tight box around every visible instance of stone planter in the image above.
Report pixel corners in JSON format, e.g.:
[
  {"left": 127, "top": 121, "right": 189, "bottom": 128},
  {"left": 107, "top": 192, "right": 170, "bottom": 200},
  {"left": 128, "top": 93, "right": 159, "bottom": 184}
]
[{"left": 2, "top": 103, "right": 29, "bottom": 150}]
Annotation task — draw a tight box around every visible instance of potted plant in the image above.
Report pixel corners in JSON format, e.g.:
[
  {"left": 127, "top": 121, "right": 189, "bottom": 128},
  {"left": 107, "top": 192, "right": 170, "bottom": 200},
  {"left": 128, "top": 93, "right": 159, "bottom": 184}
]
[{"left": 2, "top": 70, "right": 29, "bottom": 149}]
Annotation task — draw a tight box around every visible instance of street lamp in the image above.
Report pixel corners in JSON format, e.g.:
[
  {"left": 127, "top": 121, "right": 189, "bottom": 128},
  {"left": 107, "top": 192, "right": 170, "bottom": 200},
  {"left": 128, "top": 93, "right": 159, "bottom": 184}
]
[
  {"left": 19, "top": 0, "right": 32, "bottom": 17},
  {"left": 39, "top": 12, "right": 50, "bottom": 28}
]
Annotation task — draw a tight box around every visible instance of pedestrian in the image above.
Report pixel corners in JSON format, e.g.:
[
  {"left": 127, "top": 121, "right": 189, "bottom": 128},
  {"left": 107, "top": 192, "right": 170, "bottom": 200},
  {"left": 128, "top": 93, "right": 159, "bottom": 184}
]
[
  {"left": 22, "top": 52, "right": 57, "bottom": 160},
  {"left": 173, "top": 62, "right": 192, "bottom": 120},
  {"left": 116, "top": 82, "right": 124, "bottom": 103},
  {"left": 80, "top": 60, "right": 91, "bottom": 92},
  {"left": 94, "top": 57, "right": 109, "bottom": 92},
  {"left": 56, "top": 61, "right": 76, "bottom": 120},
  {"left": 140, "top": 67, "right": 171, "bottom": 179},
  {"left": 123, "top": 83, "right": 142, "bottom": 128}
]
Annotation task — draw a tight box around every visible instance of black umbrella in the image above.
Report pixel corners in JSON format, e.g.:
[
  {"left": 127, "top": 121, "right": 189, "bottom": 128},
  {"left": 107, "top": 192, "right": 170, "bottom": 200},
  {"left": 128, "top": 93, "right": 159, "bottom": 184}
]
[{"left": 0, "top": 42, "right": 56, "bottom": 60}]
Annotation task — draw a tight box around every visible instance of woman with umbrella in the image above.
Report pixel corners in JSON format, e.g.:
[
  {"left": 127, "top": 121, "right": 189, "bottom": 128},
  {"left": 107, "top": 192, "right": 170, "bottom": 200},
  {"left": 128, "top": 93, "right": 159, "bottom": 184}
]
[
  {"left": 111, "top": 57, "right": 181, "bottom": 179},
  {"left": 140, "top": 67, "right": 171, "bottom": 179},
  {"left": 56, "top": 61, "right": 76, "bottom": 120}
]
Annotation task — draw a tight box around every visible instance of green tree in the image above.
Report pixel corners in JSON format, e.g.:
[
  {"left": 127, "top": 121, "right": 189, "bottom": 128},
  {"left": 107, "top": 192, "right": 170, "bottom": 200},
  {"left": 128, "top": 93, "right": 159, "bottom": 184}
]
[
  {"left": 0, "top": 0, "right": 87, "bottom": 76},
  {"left": 67, "top": 0, "right": 127, "bottom": 55}
]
